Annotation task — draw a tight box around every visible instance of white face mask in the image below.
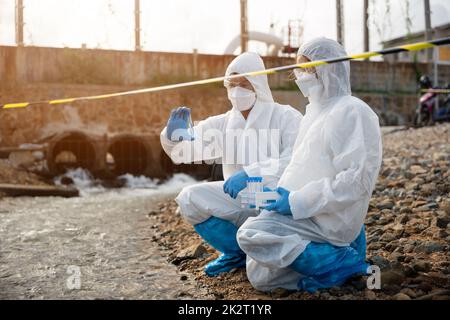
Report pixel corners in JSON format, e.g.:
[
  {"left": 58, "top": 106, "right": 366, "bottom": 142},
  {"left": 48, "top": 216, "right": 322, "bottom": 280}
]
[
  {"left": 294, "top": 71, "right": 324, "bottom": 102},
  {"left": 228, "top": 87, "right": 257, "bottom": 112}
]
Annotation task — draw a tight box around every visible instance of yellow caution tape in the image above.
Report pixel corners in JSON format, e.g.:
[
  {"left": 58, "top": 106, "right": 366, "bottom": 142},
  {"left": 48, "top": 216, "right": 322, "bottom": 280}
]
[{"left": 2, "top": 37, "right": 450, "bottom": 110}]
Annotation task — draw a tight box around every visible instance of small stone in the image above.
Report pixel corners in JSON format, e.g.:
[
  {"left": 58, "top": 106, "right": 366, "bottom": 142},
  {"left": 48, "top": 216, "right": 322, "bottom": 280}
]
[
  {"left": 405, "top": 182, "right": 419, "bottom": 191},
  {"left": 60, "top": 176, "right": 74, "bottom": 185},
  {"left": 411, "top": 260, "right": 432, "bottom": 273},
  {"left": 385, "top": 240, "right": 400, "bottom": 252},
  {"left": 403, "top": 265, "right": 418, "bottom": 277},
  {"left": 347, "top": 275, "right": 367, "bottom": 290},
  {"left": 380, "top": 233, "right": 396, "bottom": 242},
  {"left": 365, "top": 290, "right": 377, "bottom": 300},
  {"left": 370, "top": 255, "right": 390, "bottom": 270},
  {"left": 403, "top": 171, "right": 414, "bottom": 179},
  {"left": 320, "top": 292, "right": 331, "bottom": 300},
  {"left": 432, "top": 152, "right": 447, "bottom": 161},
  {"left": 403, "top": 244, "right": 415, "bottom": 253},
  {"left": 420, "top": 183, "right": 436, "bottom": 195},
  {"left": 271, "top": 288, "right": 291, "bottom": 298},
  {"left": 395, "top": 214, "right": 409, "bottom": 224},
  {"left": 410, "top": 165, "right": 427, "bottom": 175},
  {"left": 377, "top": 217, "right": 392, "bottom": 225},
  {"left": 441, "top": 201, "right": 450, "bottom": 216},
  {"left": 381, "top": 270, "right": 406, "bottom": 286},
  {"left": 413, "top": 200, "right": 428, "bottom": 208},
  {"left": 381, "top": 168, "right": 392, "bottom": 177},
  {"left": 367, "top": 242, "right": 383, "bottom": 250},
  {"left": 366, "top": 216, "right": 377, "bottom": 225},
  {"left": 400, "top": 288, "right": 417, "bottom": 299},
  {"left": 377, "top": 200, "right": 395, "bottom": 210},
  {"left": 416, "top": 203, "right": 439, "bottom": 212},
  {"left": 413, "top": 241, "right": 445, "bottom": 254},
  {"left": 389, "top": 252, "right": 405, "bottom": 262},
  {"left": 392, "top": 223, "right": 404, "bottom": 231},
  {"left": 399, "top": 207, "right": 412, "bottom": 214},
  {"left": 383, "top": 284, "right": 402, "bottom": 294},
  {"left": 171, "top": 243, "right": 208, "bottom": 265},
  {"left": 404, "top": 256, "right": 414, "bottom": 263},
  {"left": 394, "top": 293, "right": 411, "bottom": 300},
  {"left": 416, "top": 282, "right": 433, "bottom": 293},
  {"left": 433, "top": 217, "right": 450, "bottom": 229},
  {"left": 393, "top": 229, "right": 404, "bottom": 239}
]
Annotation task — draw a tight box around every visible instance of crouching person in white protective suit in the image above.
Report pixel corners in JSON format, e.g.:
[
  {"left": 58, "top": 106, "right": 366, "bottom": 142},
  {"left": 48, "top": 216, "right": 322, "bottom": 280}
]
[
  {"left": 237, "top": 38, "right": 383, "bottom": 293},
  {"left": 160, "top": 52, "right": 302, "bottom": 277}
]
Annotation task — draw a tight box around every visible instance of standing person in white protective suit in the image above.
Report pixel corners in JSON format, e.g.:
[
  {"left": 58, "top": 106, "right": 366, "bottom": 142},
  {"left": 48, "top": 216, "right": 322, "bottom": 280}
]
[
  {"left": 237, "top": 38, "right": 383, "bottom": 292},
  {"left": 160, "top": 52, "right": 302, "bottom": 277}
]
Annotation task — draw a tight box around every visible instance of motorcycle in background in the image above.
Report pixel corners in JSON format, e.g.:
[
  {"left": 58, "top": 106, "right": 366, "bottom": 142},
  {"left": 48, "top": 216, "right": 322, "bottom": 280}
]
[{"left": 414, "top": 75, "right": 450, "bottom": 127}]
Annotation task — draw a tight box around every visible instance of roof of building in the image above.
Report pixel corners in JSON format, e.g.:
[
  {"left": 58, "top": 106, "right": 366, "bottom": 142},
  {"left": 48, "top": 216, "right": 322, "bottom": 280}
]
[{"left": 382, "top": 22, "right": 450, "bottom": 47}]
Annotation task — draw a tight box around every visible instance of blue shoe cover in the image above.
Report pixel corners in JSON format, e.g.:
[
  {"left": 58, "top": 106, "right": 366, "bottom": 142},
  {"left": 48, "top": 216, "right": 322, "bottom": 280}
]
[
  {"left": 350, "top": 226, "right": 367, "bottom": 261},
  {"left": 290, "top": 227, "right": 369, "bottom": 292},
  {"left": 298, "top": 260, "right": 369, "bottom": 293},
  {"left": 194, "top": 217, "right": 244, "bottom": 254},
  {"left": 194, "top": 217, "right": 246, "bottom": 277},
  {"left": 204, "top": 253, "right": 246, "bottom": 277}
]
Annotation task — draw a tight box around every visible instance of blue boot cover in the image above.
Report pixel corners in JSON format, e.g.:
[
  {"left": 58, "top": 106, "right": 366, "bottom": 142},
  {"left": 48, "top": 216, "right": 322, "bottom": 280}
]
[
  {"left": 350, "top": 226, "right": 367, "bottom": 261},
  {"left": 290, "top": 228, "right": 369, "bottom": 293},
  {"left": 194, "top": 217, "right": 246, "bottom": 277}
]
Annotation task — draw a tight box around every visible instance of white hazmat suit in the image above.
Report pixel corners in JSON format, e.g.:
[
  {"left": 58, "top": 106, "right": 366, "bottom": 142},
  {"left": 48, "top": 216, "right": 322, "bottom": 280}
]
[
  {"left": 160, "top": 52, "right": 302, "bottom": 228},
  {"left": 237, "top": 38, "right": 383, "bottom": 291}
]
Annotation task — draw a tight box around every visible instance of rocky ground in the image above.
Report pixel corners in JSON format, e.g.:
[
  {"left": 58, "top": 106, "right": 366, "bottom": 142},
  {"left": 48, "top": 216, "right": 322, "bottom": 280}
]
[
  {"left": 0, "top": 159, "right": 51, "bottom": 199},
  {"left": 148, "top": 123, "right": 450, "bottom": 300},
  {"left": 0, "top": 159, "right": 50, "bottom": 186}
]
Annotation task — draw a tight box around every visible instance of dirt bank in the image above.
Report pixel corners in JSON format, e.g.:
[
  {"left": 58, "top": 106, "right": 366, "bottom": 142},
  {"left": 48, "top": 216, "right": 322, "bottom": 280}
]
[
  {"left": 148, "top": 124, "right": 450, "bottom": 300},
  {"left": 0, "top": 159, "right": 50, "bottom": 186}
]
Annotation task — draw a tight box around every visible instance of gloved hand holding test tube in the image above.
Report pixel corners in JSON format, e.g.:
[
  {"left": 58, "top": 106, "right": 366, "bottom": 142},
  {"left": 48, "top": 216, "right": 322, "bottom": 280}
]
[{"left": 241, "top": 177, "right": 280, "bottom": 210}]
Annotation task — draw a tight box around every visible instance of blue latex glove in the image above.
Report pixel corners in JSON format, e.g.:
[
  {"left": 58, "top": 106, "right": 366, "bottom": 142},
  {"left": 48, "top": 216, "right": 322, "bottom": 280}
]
[
  {"left": 166, "top": 106, "right": 194, "bottom": 142},
  {"left": 262, "top": 187, "right": 292, "bottom": 216},
  {"left": 223, "top": 170, "right": 249, "bottom": 199}
]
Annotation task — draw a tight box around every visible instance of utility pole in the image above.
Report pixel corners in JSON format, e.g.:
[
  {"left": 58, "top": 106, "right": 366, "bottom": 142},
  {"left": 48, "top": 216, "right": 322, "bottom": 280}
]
[
  {"left": 15, "top": 0, "right": 24, "bottom": 47},
  {"left": 134, "top": 0, "right": 141, "bottom": 51},
  {"left": 240, "top": 0, "right": 248, "bottom": 53},
  {"left": 336, "top": 0, "right": 345, "bottom": 47},
  {"left": 424, "top": 0, "right": 433, "bottom": 62},
  {"left": 363, "top": 0, "right": 370, "bottom": 53}
]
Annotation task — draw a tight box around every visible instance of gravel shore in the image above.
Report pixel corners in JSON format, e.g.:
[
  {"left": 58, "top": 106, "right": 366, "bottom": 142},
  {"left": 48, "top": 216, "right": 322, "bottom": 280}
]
[{"left": 148, "top": 124, "right": 450, "bottom": 300}]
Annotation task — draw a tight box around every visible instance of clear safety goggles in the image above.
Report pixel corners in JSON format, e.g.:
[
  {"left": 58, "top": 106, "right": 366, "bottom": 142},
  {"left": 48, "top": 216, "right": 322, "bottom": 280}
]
[
  {"left": 292, "top": 67, "right": 317, "bottom": 80},
  {"left": 224, "top": 76, "right": 254, "bottom": 91}
]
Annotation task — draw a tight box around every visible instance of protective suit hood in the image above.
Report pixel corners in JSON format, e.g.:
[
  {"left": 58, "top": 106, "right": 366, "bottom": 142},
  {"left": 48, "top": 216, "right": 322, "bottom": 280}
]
[
  {"left": 298, "top": 38, "right": 352, "bottom": 101},
  {"left": 225, "top": 52, "right": 274, "bottom": 104}
]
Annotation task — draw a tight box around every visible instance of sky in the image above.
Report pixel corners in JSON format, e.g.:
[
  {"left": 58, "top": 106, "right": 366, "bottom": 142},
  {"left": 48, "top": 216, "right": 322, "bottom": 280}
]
[{"left": 0, "top": 0, "right": 449, "bottom": 56}]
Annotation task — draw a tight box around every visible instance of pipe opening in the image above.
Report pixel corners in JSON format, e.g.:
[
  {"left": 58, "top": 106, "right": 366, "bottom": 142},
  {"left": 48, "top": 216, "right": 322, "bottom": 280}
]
[
  {"left": 51, "top": 133, "right": 96, "bottom": 174},
  {"left": 107, "top": 137, "right": 148, "bottom": 176}
]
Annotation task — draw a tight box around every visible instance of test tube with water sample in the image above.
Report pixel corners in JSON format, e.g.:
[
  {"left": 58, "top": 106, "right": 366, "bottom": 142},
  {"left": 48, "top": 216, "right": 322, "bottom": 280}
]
[{"left": 241, "top": 177, "right": 280, "bottom": 210}]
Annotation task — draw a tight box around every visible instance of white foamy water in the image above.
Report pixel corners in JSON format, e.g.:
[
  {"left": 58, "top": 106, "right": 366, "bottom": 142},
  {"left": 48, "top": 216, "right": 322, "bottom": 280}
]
[
  {"left": 54, "top": 168, "right": 200, "bottom": 198},
  {"left": 54, "top": 168, "right": 105, "bottom": 196},
  {"left": 118, "top": 174, "right": 158, "bottom": 189}
]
